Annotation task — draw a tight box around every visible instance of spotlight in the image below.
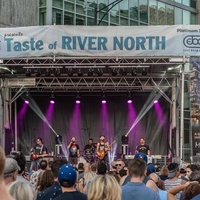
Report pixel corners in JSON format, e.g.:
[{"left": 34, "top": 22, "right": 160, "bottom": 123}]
[
  {"left": 25, "top": 100, "right": 29, "bottom": 104},
  {"left": 120, "top": 68, "right": 127, "bottom": 76},
  {"left": 50, "top": 92, "right": 55, "bottom": 104},
  {"left": 25, "top": 69, "right": 32, "bottom": 77},
  {"left": 68, "top": 68, "right": 74, "bottom": 76},
  {"left": 101, "top": 92, "right": 106, "bottom": 103},
  {"left": 54, "top": 68, "right": 61, "bottom": 76},
  {"left": 111, "top": 68, "right": 118, "bottom": 76},
  {"left": 88, "top": 68, "right": 94, "bottom": 76},
  {"left": 96, "top": 68, "right": 103, "bottom": 76},
  {"left": 36, "top": 69, "right": 42, "bottom": 77},
  {"left": 141, "top": 68, "right": 148, "bottom": 76},
  {"left": 127, "top": 92, "right": 132, "bottom": 103},
  {"left": 131, "top": 68, "right": 138, "bottom": 76},
  {"left": 75, "top": 92, "right": 81, "bottom": 104},
  {"left": 154, "top": 100, "right": 158, "bottom": 104},
  {"left": 45, "top": 69, "right": 51, "bottom": 76},
  {"left": 77, "top": 69, "right": 83, "bottom": 76}
]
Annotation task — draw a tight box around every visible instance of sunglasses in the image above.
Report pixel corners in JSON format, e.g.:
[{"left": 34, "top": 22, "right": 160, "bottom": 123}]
[{"left": 116, "top": 164, "right": 122, "bottom": 167}]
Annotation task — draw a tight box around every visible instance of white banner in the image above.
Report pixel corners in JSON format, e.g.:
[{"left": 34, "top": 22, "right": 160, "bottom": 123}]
[{"left": 0, "top": 25, "right": 200, "bottom": 58}]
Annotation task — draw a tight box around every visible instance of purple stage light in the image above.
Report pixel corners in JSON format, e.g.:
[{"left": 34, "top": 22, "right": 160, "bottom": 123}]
[
  {"left": 127, "top": 99, "right": 132, "bottom": 104},
  {"left": 154, "top": 100, "right": 158, "bottom": 104},
  {"left": 50, "top": 100, "right": 55, "bottom": 104},
  {"left": 25, "top": 100, "right": 29, "bottom": 104},
  {"left": 102, "top": 100, "right": 106, "bottom": 104},
  {"left": 76, "top": 100, "right": 81, "bottom": 104}
]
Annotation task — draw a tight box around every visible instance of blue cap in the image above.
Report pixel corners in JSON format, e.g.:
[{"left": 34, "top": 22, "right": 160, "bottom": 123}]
[
  {"left": 147, "top": 164, "right": 155, "bottom": 173},
  {"left": 58, "top": 164, "right": 77, "bottom": 186},
  {"left": 134, "top": 152, "right": 148, "bottom": 163}
]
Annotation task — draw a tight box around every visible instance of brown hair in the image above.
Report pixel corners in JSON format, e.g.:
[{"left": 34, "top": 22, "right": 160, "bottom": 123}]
[
  {"left": 0, "top": 146, "right": 5, "bottom": 180},
  {"left": 128, "top": 158, "right": 146, "bottom": 178},
  {"left": 183, "top": 183, "right": 200, "bottom": 200},
  {"left": 160, "top": 165, "right": 169, "bottom": 176}
]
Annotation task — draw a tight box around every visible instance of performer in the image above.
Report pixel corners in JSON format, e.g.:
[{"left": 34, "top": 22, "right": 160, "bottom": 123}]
[
  {"left": 67, "top": 137, "right": 80, "bottom": 167},
  {"left": 29, "top": 137, "right": 48, "bottom": 172},
  {"left": 96, "top": 135, "right": 110, "bottom": 169},
  {"left": 136, "top": 137, "right": 150, "bottom": 156},
  {"left": 84, "top": 138, "right": 95, "bottom": 163}
]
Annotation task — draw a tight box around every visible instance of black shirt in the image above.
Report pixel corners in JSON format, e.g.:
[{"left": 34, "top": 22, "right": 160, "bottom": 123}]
[
  {"left": 69, "top": 143, "right": 79, "bottom": 157},
  {"left": 54, "top": 191, "right": 87, "bottom": 200},
  {"left": 136, "top": 144, "right": 150, "bottom": 155},
  {"left": 34, "top": 144, "right": 48, "bottom": 155}
]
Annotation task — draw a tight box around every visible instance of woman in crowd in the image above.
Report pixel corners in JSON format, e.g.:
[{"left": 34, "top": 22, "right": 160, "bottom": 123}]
[
  {"left": 8, "top": 181, "right": 35, "bottom": 200},
  {"left": 182, "top": 182, "right": 200, "bottom": 200},
  {"left": 185, "top": 164, "right": 199, "bottom": 179},
  {"left": 88, "top": 174, "right": 121, "bottom": 200},
  {"left": 159, "top": 165, "right": 169, "bottom": 181}
]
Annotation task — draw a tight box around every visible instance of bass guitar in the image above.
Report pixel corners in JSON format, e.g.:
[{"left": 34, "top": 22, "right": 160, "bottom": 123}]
[
  {"left": 97, "top": 140, "right": 116, "bottom": 160},
  {"left": 30, "top": 153, "right": 48, "bottom": 161}
]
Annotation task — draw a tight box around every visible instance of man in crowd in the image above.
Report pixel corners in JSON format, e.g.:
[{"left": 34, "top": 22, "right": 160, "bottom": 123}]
[
  {"left": 121, "top": 158, "right": 160, "bottom": 200},
  {"left": 136, "top": 137, "right": 150, "bottom": 156}
]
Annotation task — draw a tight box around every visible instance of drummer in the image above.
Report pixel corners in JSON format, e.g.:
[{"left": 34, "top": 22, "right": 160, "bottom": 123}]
[{"left": 83, "top": 138, "right": 95, "bottom": 163}]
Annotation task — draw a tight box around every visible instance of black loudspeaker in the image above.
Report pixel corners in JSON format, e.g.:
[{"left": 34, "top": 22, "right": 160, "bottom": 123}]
[
  {"left": 121, "top": 135, "right": 129, "bottom": 144},
  {"left": 55, "top": 134, "right": 62, "bottom": 144}
]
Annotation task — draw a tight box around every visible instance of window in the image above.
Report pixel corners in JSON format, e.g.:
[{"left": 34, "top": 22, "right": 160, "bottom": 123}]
[
  {"left": 149, "top": 0, "right": 157, "bottom": 25},
  {"left": 139, "top": 0, "right": 148, "bottom": 24},
  {"left": 158, "top": 2, "right": 166, "bottom": 25},
  {"left": 52, "top": 9, "right": 63, "bottom": 25},
  {"left": 166, "top": 5, "right": 174, "bottom": 25},
  {"left": 53, "top": 0, "right": 63, "bottom": 9},
  {"left": 39, "top": 8, "right": 46, "bottom": 25}
]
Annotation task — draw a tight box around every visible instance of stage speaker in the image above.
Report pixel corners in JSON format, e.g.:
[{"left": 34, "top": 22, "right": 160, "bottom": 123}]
[{"left": 55, "top": 134, "right": 62, "bottom": 144}]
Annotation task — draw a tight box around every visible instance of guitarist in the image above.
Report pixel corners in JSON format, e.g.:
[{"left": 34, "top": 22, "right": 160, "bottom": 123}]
[
  {"left": 29, "top": 137, "right": 48, "bottom": 172},
  {"left": 96, "top": 135, "right": 110, "bottom": 170}
]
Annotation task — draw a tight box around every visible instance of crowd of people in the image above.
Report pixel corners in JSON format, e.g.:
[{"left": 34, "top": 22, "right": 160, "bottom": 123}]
[{"left": 1, "top": 135, "right": 200, "bottom": 200}]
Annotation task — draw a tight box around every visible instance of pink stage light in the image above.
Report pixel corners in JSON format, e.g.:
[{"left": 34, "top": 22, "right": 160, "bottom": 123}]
[
  {"left": 102, "top": 100, "right": 106, "bottom": 104},
  {"left": 50, "top": 100, "right": 55, "bottom": 104},
  {"left": 76, "top": 100, "right": 81, "bottom": 104},
  {"left": 25, "top": 100, "right": 29, "bottom": 104},
  {"left": 127, "top": 99, "right": 132, "bottom": 104},
  {"left": 154, "top": 100, "right": 158, "bottom": 104}
]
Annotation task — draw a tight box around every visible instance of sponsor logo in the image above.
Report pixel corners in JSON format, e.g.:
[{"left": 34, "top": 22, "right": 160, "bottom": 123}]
[{"left": 183, "top": 35, "right": 200, "bottom": 48}]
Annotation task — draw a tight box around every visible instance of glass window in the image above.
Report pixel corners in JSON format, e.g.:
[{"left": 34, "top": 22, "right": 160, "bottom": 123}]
[
  {"left": 52, "top": 9, "right": 63, "bottom": 25},
  {"left": 87, "top": 17, "right": 95, "bottom": 25},
  {"left": 149, "top": 0, "right": 157, "bottom": 25},
  {"left": 119, "top": 0, "right": 128, "bottom": 18},
  {"left": 87, "top": 1, "right": 96, "bottom": 18},
  {"left": 64, "top": 12, "right": 74, "bottom": 25},
  {"left": 139, "top": 0, "right": 148, "bottom": 24},
  {"left": 76, "top": 14, "right": 85, "bottom": 25},
  {"left": 76, "top": 3, "right": 86, "bottom": 15},
  {"left": 183, "top": 10, "right": 190, "bottom": 24},
  {"left": 53, "top": 0, "right": 63, "bottom": 9},
  {"left": 76, "top": 0, "right": 84, "bottom": 5},
  {"left": 39, "top": 0, "right": 46, "bottom": 7},
  {"left": 174, "top": 7, "right": 182, "bottom": 24},
  {"left": 129, "top": 0, "right": 138, "bottom": 21},
  {"left": 190, "top": 0, "right": 197, "bottom": 9},
  {"left": 174, "top": 0, "right": 182, "bottom": 3},
  {"left": 166, "top": 5, "right": 174, "bottom": 25},
  {"left": 110, "top": 11, "right": 119, "bottom": 24},
  {"left": 64, "top": 1, "right": 75, "bottom": 12},
  {"left": 158, "top": 2, "right": 166, "bottom": 25},
  {"left": 39, "top": 8, "right": 46, "bottom": 25},
  {"left": 120, "top": 17, "right": 129, "bottom": 25},
  {"left": 182, "top": 0, "right": 190, "bottom": 6},
  {"left": 130, "top": 20, "right": 138, "bottom": 26},
  {"left": 191, "top": 13, "right": 197, "bottom": 24}
]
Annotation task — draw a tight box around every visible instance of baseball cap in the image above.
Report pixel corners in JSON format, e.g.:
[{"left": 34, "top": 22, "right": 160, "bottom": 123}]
[
  {"left": 134, "top": 152, "right": 147, "bottom": 163},
  {"left": 58, "top": 164, "right": 77, "bottom": 186},
  {"left": 147, "top": 164, "right": 155, "bottom": 174},
  {"left": 168, "top": 163, "right": 179, "bottom": 178},
  {"left": 4, "top": 157, "right": 20, "bottom": 176}
]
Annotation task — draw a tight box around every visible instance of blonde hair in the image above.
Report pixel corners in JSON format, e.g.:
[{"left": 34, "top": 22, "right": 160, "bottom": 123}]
[
  {"left": 88, "top": 174, "right": 121, "bottom": 200},
  {"left": 8, "top": 181, "right": 35, "bottom": 200}
]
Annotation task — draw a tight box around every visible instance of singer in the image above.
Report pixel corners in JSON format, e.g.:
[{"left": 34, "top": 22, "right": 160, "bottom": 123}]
[
  {"left": 136, "top": 137, "right": 150, "bottom": 156},
  {"left": 67, "top": 137, "right": 80, "bottom": 167}
]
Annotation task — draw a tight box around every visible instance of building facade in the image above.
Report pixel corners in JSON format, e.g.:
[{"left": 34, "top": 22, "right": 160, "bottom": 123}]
[{"left": 39, "top": 0, "right": 199, "bottom": 26}]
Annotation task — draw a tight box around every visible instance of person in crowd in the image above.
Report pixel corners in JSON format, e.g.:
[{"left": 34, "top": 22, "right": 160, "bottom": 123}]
[
  {"left": 115, "top": 158, "right": 126, "bottom": 174},
  {"left": 121, "top": 158, "right": 160, "bottom": 200},
  {"left": 96, "top": 135, "right": 110, "bottom": 169},
  {"left": 159, "top": 165, "right": 169, "bottom": 181},
  {"left": 90, "top": 163, "right": 97, "bottom": 173},
  {"left": 164, "top": 162, "right": 186, "bottom": 200},
  {"left": 4, "top": 157, "right": 20, "bottom": 185},
  {"left": 136, "top": 137, "right": 150, "bottom": 156},
  {"left": 185, "top": 164, "right": 199, "bottom": 179},
  {"left": 8, "top": 181, "right": 36, "bottom": 200},
  {"left": 30, "top": 159, "right": 47, "bottom": 188},
  {"left": 189, "top": 170, "right": 200, "bottom": 183},
  {"left": 37, "top": 169, "right": 54, "bottom": 192},
  {"left": 179, "top": 168, "right": 188, "bottom": 181},
  {"left": 107, "top": 171, "right": 121, "bottom": 183},
  {"left": 0, "top": 146, "right": 16, "bottom": 200},
  {"left": 183, "top": 182, "right": 200, "bottom": 200},
  {"left": 77, "top": 162, "right": 84, "bottom": 180},
  {"left": 67, "top": 137, "right": 80, "bottom": 167},
  {"left": 54, "top": 164, "right": 87, "bottom": 200},
  {"left": 110, "top": 161, "right": 117, "bottom": 172},
  {"left": 88, "top": 174, "right": 121, "bottom": 200},
  {"left": 84, "top": 138, "right": 95, "bottom": 163},
  {"left": 147, "top": 163, "right": 156, "bottom": 176},
  {"left": 37, "top": 158, "right": 68, "bottom": 200},
  {"left": 30, "top": 137, "right": 48, "bottom": 172}
]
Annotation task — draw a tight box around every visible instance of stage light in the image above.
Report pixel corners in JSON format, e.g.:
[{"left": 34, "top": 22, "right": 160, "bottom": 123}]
[
  {"left": 88, "top": 68, "right": 94, "bottom": 76},
  {"left": 127, "top": 92, "right": 132, "bottom": 103},
  {"left": 77, "top": 69, "right": 83, "bottom": 76},
  {"left": 111, "top": 68, "right": 118, "bottom": 76},
  {"left": 36, "top": 69, "right": 42, "bottom": 77},
  {"left": 68, "top": 68, "right": 74, "bottom": 76},
  {"left": 75, "top": 92, "right": 81, "bottom": 104},
  {"left": 154, "top": 100, "right": 158, "bottom": 104},
  {"left": 101, "top": 92, "right": 106, "bottom": 103},
  {"left": 96, "top": 68, "right": 103, "bottom": 76},
  {"left": 25, "top": 100, "right": 29, "bottom": 104},
  {"left": 131, "top": 68, "right": 138, "bottom": 76},
  {"left": 141, "top": 68, "right": 148, "bottom": 76},
  {"left": 127, "top": 99, "right": 132, "bottom": 104},
  {"left": 120, "top": 68, "right": 127, "bottom": 76},
  {"left": 45, "top": 69, "right": 51, "bottom": 76},
  {"left": 50, "top": 92, "right": 55, "bottom": 104},
  {"left": 102, "top": 100, "right": 106, "bottom": 104},
  {"left": 54, "top": 68, "right": 61, "bottom": 76},
  {"left": 25, "top": 69, "right": 32, "bottom": 77}
]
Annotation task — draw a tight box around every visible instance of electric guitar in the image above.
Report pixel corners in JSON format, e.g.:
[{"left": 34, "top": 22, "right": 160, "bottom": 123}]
[
  {"left": 97, "top": 140, "right": 116, "bottom": 160},
  {"left": 30, "top": 153, "right": 48, "bottom": 161}
]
